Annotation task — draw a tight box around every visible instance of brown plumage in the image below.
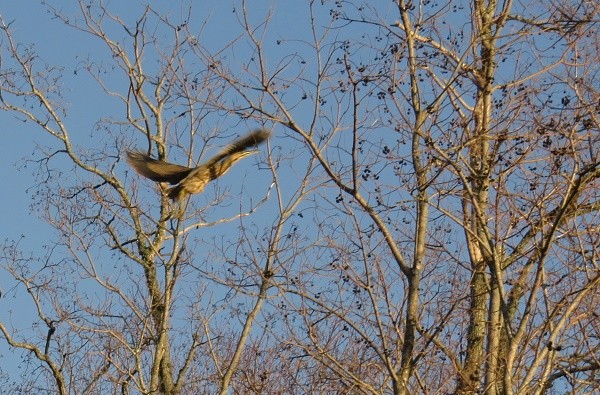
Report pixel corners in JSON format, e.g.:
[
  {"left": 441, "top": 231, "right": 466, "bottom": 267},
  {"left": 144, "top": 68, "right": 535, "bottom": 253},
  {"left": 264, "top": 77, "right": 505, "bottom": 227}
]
[{"left": 126, "top": 129, "right": 270, "bottom": 201}]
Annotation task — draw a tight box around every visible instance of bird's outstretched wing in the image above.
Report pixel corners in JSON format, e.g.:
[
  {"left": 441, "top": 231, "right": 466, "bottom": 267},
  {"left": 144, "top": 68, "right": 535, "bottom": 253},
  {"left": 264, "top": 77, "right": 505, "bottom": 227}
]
[
  {"left": 206, "top": 129, "right": 270, "bottom": 165},
  {"left": 126, "top": 151, "right": 193, "bottom": 185}
]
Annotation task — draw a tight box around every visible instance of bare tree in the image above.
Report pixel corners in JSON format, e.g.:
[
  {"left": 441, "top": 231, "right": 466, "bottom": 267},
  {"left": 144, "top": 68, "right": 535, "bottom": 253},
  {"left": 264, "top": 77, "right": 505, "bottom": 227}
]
[
  {"left": 0, "top": 4, "right": 277, "bottom": 394},
  {"left": 1, "top": 1, "right": 598, "bottom": 394}
]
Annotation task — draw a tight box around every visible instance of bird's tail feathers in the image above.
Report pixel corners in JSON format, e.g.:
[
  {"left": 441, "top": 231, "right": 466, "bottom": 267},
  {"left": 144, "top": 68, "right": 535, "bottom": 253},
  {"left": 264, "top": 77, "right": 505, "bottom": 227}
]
[{"left": 167, "top": 184, "right": 184, "bottom": 201}]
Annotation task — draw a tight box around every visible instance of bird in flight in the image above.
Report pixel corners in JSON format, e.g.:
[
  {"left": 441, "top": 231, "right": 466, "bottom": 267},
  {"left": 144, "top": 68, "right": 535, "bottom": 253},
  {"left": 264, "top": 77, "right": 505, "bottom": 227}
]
[{"left": 126, "top": 129, "right": 270, "bottom": 201}]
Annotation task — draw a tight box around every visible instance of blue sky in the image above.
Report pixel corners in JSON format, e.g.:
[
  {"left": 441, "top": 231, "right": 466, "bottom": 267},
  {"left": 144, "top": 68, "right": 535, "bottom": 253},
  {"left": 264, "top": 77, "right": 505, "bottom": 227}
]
[
  {"left": 0, "top": 0, "right": 356, "bottom": 259},
  {"left": 0, "top": 0, "right": 302, "bottom": 249},
  {"left": 0, "top": 2, "right": 328, "bottom": 387},
  {"left": 0, "top": 0, "right": 332, "bottom": 374},
  {"left": 0, "top": 0, "right": 286, "bottom": 378}
]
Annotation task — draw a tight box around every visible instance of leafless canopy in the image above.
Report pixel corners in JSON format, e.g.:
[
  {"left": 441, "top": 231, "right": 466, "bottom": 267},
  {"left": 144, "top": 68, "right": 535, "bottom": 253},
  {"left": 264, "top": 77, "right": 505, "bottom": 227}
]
[{"left": 0, "top": 1, "right": 598, "bottom": 394}]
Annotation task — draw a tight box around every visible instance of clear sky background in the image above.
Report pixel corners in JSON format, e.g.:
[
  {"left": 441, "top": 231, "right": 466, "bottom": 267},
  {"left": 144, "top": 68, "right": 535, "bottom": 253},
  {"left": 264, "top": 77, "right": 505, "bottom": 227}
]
[
  {"left": 1, "top": 0, "right": 345, "bottom": 381},
  {"left": 0, "top": 0, "right": 349, "bottom": 269},
  {"left": 0, "top": 0, "right": 314, "bottom": 266},
  {"left": 0, "top": 0, "right": 312, "bottom": 381}
]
